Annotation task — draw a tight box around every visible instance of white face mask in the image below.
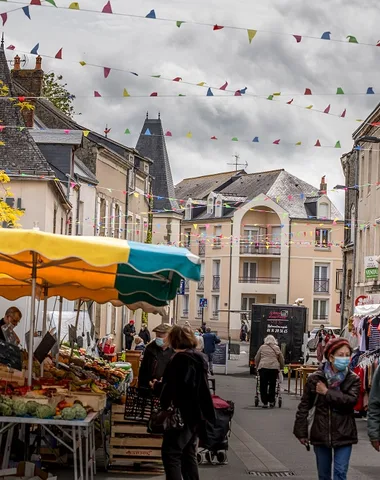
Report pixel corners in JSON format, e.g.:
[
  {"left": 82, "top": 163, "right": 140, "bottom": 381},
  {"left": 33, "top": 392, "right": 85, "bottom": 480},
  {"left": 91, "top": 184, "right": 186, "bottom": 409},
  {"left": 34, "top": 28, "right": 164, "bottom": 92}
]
[{"left": 155, "top": 337, "right": 164, "bottom": 347}]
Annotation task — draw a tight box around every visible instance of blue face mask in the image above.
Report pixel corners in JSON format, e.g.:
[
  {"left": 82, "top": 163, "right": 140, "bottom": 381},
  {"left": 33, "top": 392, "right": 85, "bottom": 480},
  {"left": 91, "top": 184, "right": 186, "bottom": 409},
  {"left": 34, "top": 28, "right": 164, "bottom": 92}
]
[
  {"left": 155, "top": 337, "right": 164, "bottom": 347},
  {"left": 195, "top": 332, "right": 200, "bottom": 337},
  {"left": 333, "top": 357, "right": 350, "bottom": 371}
]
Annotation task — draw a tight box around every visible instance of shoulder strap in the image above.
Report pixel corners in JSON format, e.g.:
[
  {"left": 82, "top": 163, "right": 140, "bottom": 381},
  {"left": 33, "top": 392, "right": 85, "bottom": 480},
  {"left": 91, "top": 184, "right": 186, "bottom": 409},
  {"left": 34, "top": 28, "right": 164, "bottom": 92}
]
[{"left": 268, "top": 344, "right": 280, "bottom": 360}]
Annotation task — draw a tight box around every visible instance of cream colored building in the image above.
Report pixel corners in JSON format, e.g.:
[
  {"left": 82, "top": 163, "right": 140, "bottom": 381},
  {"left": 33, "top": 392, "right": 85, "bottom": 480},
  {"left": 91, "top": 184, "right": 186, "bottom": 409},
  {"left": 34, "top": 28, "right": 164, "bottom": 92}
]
[{"left": 176, "top": 170, "right": 344, "bottom": 339}]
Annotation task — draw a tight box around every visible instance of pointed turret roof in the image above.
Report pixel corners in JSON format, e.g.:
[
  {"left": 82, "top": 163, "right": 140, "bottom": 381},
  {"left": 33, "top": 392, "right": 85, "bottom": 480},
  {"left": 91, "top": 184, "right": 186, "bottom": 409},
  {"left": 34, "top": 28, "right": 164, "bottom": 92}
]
[
  {"left": 0, "top": 42, "right": 53, "bottom": 176},
  {"left": 136, "top": 114, "right": 178, "bottom": 211}
]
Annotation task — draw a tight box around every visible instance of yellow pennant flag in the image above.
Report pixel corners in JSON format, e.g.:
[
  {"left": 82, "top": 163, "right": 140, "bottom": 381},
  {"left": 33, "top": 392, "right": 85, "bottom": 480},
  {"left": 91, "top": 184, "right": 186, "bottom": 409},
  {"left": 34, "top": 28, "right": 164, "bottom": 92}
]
[
  {"left": 247, "top": 29, "right": 257, "bottom": 44},
  {"left": 0, "top": 141, "right": 5, "bottom": 146},
  {"left": 79, "top": 61, "right": 86, "bottom": 66},
  {"left": 295, "top": 141, "right": 302, "bottom": 145},
  {"left": 197, "top": 82, "right": 206, "bottom": 86},
  {"left": 123, "top": 88, "right": 130, "bottom": 97},
  {"left": 273, "top": 92, "right": 281, "bottom": 96},
  {"left": 186, "top": 132, "right": 192, "bottom": 139},
  {"left": 134, "top": 192, "right": 139, "bottom": 198},
  {"left": 306, "top": 105, "right": 313, "bottom": 109},
  {"left": 82, "top": 130, "right": 90, "bottom": 137},
  {"left": 69, "top": 2, "right": 80, "bottom": 9}
]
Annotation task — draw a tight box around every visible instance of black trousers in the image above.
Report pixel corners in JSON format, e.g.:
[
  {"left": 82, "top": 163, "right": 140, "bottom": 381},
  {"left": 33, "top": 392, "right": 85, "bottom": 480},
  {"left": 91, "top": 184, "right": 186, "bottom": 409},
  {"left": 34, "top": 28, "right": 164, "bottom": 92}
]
[
  {"left": 161, "top": 426, "right": 199, "bottom": 480},
  {"left": 259, "top": 368, "right": 278, "bottom": 405},
  {"left": 125, "top": 335, "right": 133, "bottom": 351}
]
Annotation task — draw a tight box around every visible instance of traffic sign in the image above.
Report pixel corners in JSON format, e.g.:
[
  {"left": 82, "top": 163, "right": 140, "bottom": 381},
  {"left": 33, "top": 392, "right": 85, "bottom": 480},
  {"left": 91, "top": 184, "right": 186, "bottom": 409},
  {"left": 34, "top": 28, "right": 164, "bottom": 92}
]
[{"left": 199, "top": 298, "right": 208, "bottom": 308}]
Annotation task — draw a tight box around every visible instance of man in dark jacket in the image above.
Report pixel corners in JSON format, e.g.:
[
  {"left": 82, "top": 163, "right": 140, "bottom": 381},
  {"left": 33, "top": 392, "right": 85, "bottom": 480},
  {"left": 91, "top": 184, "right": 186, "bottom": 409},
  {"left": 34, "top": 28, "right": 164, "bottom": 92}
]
[
  {"left": 0, "top": 306, "right": 22, "bottom": 343},
  {"left": 203, "top": 328, "right": 221, "bottom": 375},
  {"left": 138, "top": 323, "right": 174, "bottom": 388},
  {"left": 139, "top": 324, "right": 151, "bottom": 345},
  {"left": 123, "top": 320, "right": 136, "bottom": 351},
  {"left": 368, "top": 365, "right": 380, "bottom": 451}
]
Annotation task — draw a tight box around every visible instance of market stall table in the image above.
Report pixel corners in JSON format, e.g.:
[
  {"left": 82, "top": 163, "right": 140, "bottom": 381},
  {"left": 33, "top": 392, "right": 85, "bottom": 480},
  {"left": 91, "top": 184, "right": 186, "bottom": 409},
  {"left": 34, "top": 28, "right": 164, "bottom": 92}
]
[{"left": 0, "top": 412, "right": 99, "bottom": 480}]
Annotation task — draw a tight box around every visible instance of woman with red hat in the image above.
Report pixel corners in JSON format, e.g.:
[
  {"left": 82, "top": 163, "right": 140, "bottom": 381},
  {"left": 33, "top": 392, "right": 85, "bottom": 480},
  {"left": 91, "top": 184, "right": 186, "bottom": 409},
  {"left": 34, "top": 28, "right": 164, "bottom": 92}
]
[{"left": 293, "top": 338, "right": 360, "bottom": 480}]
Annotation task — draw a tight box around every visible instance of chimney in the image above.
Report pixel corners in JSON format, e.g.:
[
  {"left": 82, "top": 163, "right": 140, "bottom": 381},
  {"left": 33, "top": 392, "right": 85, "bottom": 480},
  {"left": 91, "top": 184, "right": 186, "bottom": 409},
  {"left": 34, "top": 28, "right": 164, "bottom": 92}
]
[
  {"left": 11, "top": 55, "right": 44, "bottom": 128},
  {"left": 319, "top": 175, "right": 327, "bottom": 195}
]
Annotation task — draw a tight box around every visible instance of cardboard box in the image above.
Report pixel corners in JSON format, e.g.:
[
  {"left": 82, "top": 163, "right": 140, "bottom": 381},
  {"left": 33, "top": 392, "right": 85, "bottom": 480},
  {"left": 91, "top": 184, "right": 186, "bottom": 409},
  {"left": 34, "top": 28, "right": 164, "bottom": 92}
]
[{"left": 0, "top": 462, "right": 57, "bottom": 480}]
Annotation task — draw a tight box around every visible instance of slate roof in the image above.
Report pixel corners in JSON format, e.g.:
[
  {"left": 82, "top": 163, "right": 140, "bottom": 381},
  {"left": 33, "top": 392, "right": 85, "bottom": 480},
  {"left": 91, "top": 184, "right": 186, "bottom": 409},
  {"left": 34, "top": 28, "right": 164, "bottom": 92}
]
[
  {"left": 175, "top": 170, "right": 245, "bottom": 200},
  {"left": 74, "top": 157, "right": 98, "bottom": 185},
  {"left": 219, "top": 169, "right": 283, "bottom": 200},
  {"left": 0, "top": 43, "right": 54, "bottom": 176},
  {"left": 136, "top": 115, "right": 178, "bottom": 211},
  {"left": 30, "top": 129, "right": 83, "bottom": 145}
]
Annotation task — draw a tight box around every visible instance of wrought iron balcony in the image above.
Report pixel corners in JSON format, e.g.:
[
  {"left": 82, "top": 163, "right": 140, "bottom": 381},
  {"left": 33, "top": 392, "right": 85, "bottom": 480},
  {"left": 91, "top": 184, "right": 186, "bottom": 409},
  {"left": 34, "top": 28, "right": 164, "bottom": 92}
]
[
  {"left": 239, "top": 276, "right": 280, "bottom": 284},
  {"left": 198, "top": 243, "right": 206, "bottom": 256},
  {"left": 314, "top": 278, "right": 330, "bottom": 293},
  {"left": 240, "top": 241, "right": 281, "bottom": 255},
  {"left": 212, "top": 275, "right": 220, "bottom": 291},
  {"left": 313, "top": 314, "right": 329, "bottom": 320},
  {"left": 184, "top": 279, "right": 190, "bottom": 292},
  {"left": 197, "top": 276, "right": 204, "bottom": 291}
]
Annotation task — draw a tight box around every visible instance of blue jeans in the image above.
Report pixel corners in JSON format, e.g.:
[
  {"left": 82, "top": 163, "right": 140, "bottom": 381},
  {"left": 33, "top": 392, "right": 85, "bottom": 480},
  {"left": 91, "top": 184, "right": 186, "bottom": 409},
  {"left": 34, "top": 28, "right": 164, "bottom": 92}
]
[{"left": 314, "top": 445, "right": 352, "bottom": 480}]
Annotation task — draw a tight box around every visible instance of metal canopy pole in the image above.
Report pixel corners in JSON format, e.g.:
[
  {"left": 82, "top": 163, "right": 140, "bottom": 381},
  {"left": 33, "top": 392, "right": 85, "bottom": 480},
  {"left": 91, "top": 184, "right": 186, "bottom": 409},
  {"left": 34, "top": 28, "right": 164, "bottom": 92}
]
[
  {"left": 27, "top": 252, "right": 37, "bottom": 387},
  {"left": 56, "top": 297, "right": 63, "bottom": 366},
  {"left": 40, "top": 286, "right": 49, "bottom": 378}
]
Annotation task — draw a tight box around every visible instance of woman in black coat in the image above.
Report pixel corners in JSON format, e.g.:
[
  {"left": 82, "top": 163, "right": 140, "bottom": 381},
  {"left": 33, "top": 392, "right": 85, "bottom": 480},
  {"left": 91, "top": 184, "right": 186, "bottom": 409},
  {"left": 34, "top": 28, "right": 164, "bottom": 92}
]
[
  {"left": 293, "top": 338, "right": 360, "bottom": 480},
  {"left": 153, "top": 325, "right": 215, "bottom": 480}
]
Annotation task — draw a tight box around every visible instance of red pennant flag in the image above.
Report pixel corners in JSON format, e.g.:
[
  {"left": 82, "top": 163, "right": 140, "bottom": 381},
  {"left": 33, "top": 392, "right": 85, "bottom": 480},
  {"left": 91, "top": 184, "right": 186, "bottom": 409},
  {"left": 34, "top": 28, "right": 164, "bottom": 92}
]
[
  {"left": 323, "top": 104, "right": 331, "bottom": 114},
  {"left": 211, "top": 136, "right": 217, "bottom": 140},
  {"left": 340, "top": 109, "right": 346, "bottom": 118},
  {"left": 165, "top": 131, "right": 172, "bottom": 136},
  {"left": 18, "top": 96, "right": 26, "bottom": 102},
  {"left": 102, "top": 1, "right": 112, "bottom": 13},
  {"left": 55, "top": 48, "right": 63, "bottom": 59},
  {"left": 0, "top": 126, "right": 5, "bottom": 132},
  {"left": 370, "top": 122, "right": 380, "bottom": 126},
  {"left": 94, "top": 91, "right": 101, "bottom": 97},
  {"left": 286, "top": 99, "right": 294, "bottom": 104},
  {"left": 30, "top": 0, "right": 41, "bottom": 5},
  {"left": 273, "top": 139, "right": 280, "bottom": 145},
  {"left": 315, "top": 139, "right": 321, "bottom": 147},
  {"left": 220, "top": 81, "right": 228, "bottom": 90},
  {"left": 6, "top": 45, "right": 16, "bottom": 50},
  {"left": 172, "top": 77, "right": 182, "bottom": 82},
  {"left": 213, "top": 24, "right": 224, "bottom": 30},
  {"left": 1, "top": 13, "right": 7, "bottom": 25},
  {"left": 304, "top": 88, "right": 312, "bottom": 95},
  {"left": 150, "top": 92, "right": 158, "bottom": 96},
  {"left": 293, "top": 35, "right": 302, "bottom": 43},
  {"left": 377, "top": 40, "right": 380, "bottom": 46},
  {"left": 234, "top": 90, "right": 242, "bottom": 96},
  {"left": 104, "top": 67, "right": 111, "bottom": 78}
]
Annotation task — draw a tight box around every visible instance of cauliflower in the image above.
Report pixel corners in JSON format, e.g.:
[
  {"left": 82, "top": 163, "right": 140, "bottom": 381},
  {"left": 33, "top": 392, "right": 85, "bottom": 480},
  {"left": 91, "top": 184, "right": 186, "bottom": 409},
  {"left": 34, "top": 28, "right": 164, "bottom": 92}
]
[
  {"left": 72, "top": 405, "right": 87, "bottom": 420},
  {"left": 26, "top": 401, "right": 39, "bottom": 416},
  {"left": 13, "top": 400, "right": 27, "bottom": 417},
  {"left": 61, "top": 407, "right": 76, "bottom": 421},
  {"left": 35, "top": 405, "right": 55, "bottom": 419}
]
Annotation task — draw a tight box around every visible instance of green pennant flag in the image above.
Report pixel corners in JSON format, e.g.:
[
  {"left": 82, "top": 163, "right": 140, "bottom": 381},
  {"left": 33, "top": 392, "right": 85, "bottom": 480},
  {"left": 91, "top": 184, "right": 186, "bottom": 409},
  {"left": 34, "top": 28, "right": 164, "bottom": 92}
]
[
  {"left": 151, "top": 75, "right": 161, "bottom": 78},
  {"left": 267, "top": 95, "right": 274, "bottom": 100},
  {"left": 176, "top": 21, "right": 185, "bottom": 27},
  {"left": 334, "top": 141, "right": 341, "bottom": 148},
  {"left": 45, "top": 0, "right": 57, "bottom": 5},
  {"left": 347, "top": 35, "right": 358, "bottom": 43},
  {"left": 232, "top": 137, "right": 238, "bottom": 141},
  {"left": 178, "top": 94, "right": 186, "bottom": 96},
  {"left": 18, "top": 127, "right": 25, "bottom": 132},
  {"left": 124, "top": 129, "right": 131, "bottom": 134},
  {"left": 336, "top": 87, "right": 344, "bottom": 94}
]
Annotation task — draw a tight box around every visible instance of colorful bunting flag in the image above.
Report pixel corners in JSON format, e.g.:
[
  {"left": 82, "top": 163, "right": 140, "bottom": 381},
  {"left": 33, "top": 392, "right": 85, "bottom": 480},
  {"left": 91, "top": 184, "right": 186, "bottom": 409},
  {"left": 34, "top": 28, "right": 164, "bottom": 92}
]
[
  {"left": 324, "top": 104, "right": 331, "bottom": 114},
  {"left": 83, "top": 130, "right": 90, "bottom": 137},
  {"left": 30, "top": 0, "right": 41, "bottom": 5},
  {"left": 94, "top": 91, "right": 101, "bottom": 97},
  {"left": 22, "top": 6, "right": 31, "bottom": 19},
  {"left": 231, "top": 137, "right": 238, "bottom": 141},
  {"left": 0, "top": 13, "right": 7, "bottom": 26},
  {"left": 293, "top": 35, "right": 302, "bottom": 43},
  {"left": 296, "top": 142, "right": 302, "bottom": 145},
  {"left": 287, "top": 99, "right": 294, "bottom": 104},
  {"left": 306, "top": 105, "right": 313, "bottom": 109},
  {"left": 211, "top": 136, "right": 217, "bottom": 140},
  {"left": 220, "top": 82, "right": 228, "bottom": 90},
  {"left": 273, "top": 92, "right": 281, "bottom": 96},
  {"left": 367, "top": 87, "right": 375, "bottom": 94},
  {"left": 124, "top": 129, "right": 130, "bottom": 134},
  {"left": 240, "top": 87, "right": 247, "bottom": 94},
  {"left": 150, "top": 92, "right": 158, "bottom": 96},
  {"left": 144, "top": 129, "right": 151, "bottom": 135},
  {"left": 102, "top": 1, "right": 112, "bottom": 14},
  {"left": 213, "top": 25, "right": 224, "bottom": 30},
  {"left": 104, "top": 67, "right": 111, "bottom": 78},
  {"left": 267, "top": 95, "right": 274, "bottom": 100},
  {"left": 234, "top": 90, "right": 242, "bottom": 96},
  {"left": 186, "top": 132, "right": 192, "bottom": 138},
  {"left": 335, "top": 141, "right": 341, "bottom": 148},
  {"left": 45, "top": 0, "right": 57, "bottom": 6},
  {"left": 347, "top": 35, "right": 358, "bottom": 43},
  {"left": 341, "top": 109, "right": 346, "bottom": 118},
  {"left": 55, "top": 48, "right": 63, "bottom": 59},
  {"left": 336, "top": 87, "right": 344, "bottom": 94},
  {"left": 30, "top": 43, "right": 39, "bottom": 55},
  {"left": 79, "top": 61, "right": 86, "bottom": 66},
  {"left": 197, "top": 82, "right": 206, "bottom": 86},
  {"left": 321, "top": 32, "right": 331, "bottom": 40},
  {"left": 252, "top": 137, "right": 259, "bottom": 143},
  {"left": 69, "top": 2, "right": 80, "bottom": 9},
  {"left": 206, "top": 88, "right": 213, "bottom": 96},
  {"left": 315, "top": 139, "right": 321, "bottom": 147},
  {"left": 123, "top": 89, "right": 130, "bottom": 97},
  {"left": 165, "top": 131, "right": 172, "bottom": 136},
  {"left": 172, "top": 77, "right": 182, "bottom": 82},
  {"left": 146, "top": 9, "right": 156, "bottom": 19},
  {"left": 176, "top": 21, "right": 184, "bottom": 27},
  {"left": 6, "top": 45, "right": 15, "bottom": 50},
  {"left": 273, "top": 139, "right": 280, "bottom": 144},
  {"left": 247, "top": 29, "right": 257, "bottom": 43},
  {"left": 304, "top": 88, "right": 312, "bottom": 95}
]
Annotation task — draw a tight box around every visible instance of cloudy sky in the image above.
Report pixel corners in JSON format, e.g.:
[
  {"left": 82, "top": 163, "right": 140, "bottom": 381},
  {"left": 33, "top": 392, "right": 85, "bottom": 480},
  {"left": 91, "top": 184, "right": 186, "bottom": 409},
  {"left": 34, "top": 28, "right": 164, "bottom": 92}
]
[{"left": 2, "top": 0, "right": 380, "bottom": 214}]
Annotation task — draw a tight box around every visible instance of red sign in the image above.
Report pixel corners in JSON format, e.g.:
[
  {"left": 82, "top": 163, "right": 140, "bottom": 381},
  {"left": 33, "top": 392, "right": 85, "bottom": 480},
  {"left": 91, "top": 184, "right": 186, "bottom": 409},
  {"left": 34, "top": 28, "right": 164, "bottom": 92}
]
[
  {"left": 355, "top": 295, "right": 368, "bottom": 306},
  {"left": 336, "top": 304, "right": 341, "bottom": 313}
]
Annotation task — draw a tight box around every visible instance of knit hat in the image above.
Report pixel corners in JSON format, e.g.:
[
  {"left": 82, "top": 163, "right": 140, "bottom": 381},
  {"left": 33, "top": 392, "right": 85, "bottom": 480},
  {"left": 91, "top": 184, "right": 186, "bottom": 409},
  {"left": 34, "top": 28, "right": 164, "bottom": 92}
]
[{"left": 324, "top": 337, "right": 352, "bottom": 359}]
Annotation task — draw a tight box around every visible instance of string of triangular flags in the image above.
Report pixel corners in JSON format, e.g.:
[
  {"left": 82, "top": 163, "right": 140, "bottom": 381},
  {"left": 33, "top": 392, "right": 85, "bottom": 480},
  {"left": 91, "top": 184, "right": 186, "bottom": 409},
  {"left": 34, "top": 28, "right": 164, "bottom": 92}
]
[{"left": 1, "top": 1, "right": 378, "bottom": 50}]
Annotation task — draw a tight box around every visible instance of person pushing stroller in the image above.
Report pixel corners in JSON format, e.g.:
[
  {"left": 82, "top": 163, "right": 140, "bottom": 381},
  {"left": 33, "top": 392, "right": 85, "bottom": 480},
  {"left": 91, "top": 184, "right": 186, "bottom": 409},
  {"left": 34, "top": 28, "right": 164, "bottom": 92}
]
[{"left": 255, "top": 335, "right": 284, "bottom": 408}]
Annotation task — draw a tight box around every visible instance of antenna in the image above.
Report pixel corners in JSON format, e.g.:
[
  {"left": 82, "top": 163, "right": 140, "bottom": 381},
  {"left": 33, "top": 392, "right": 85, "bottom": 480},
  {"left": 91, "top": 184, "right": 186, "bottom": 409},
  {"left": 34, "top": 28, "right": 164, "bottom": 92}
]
[
  {"left": 227, "top": 153, "right": 248, "bottom": 171},
  {"left": 8, "top": 55, "right": 28, "bottom": 68}
]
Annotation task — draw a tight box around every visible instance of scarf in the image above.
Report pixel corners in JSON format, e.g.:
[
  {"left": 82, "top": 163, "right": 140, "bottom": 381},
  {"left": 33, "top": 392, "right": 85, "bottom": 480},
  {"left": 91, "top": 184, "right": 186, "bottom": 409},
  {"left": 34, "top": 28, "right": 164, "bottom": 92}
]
[{"left": 323, "top": 362, "right": 348, "bottom": 389}]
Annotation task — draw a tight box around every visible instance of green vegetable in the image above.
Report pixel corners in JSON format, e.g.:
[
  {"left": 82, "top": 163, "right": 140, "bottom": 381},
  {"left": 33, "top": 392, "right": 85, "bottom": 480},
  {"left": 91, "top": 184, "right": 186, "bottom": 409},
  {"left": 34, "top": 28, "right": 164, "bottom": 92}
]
[
  {"left": 61, "top": 407, "right": 76, "bottom": 420},
  {"left": 13, "top": 400, "right": 27, "bottom": 416},
  {"left": 0, "top": 397, "right": 13, "bottom": 408},
  {"left": 25, "top": 401, "right": 39, "bottom": 416},
  {"left": 35, "top": 405, "right": 55, "bottom": 419},
  {"left": 72, "top": 404, "right": 87, "bottom": 420},
  {"left": 0, "top": 403, "right": 12, "bottom": 416}
]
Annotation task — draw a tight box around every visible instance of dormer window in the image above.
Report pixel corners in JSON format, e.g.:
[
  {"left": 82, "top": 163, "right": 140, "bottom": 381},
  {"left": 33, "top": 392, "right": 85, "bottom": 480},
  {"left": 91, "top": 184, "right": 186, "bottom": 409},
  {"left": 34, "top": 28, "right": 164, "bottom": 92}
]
[
  {"left": 207, "top": 194, "right": 214, "bottom": 214},
  {"left": 185, "top": 199, "right": 192, "bottom": 220},
  {"left": 317, "top": 197, "right": 331, "bottom": 219},
  {"left": 215, "top": 195, "right": 223, "bottom": 218}
]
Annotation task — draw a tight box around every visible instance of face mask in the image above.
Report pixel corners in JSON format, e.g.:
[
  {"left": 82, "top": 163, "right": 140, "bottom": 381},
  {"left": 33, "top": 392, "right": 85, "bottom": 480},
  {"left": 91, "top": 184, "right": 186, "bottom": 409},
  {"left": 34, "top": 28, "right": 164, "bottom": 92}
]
[
  {"left": 155, "top": 337, "right": 164, "bottom": 347},
  {"left": 195, "top": 332, "right": 199, "bottom": 337},
  {"left": 333, "top": 357, "right": 350, "bottom": 371}
]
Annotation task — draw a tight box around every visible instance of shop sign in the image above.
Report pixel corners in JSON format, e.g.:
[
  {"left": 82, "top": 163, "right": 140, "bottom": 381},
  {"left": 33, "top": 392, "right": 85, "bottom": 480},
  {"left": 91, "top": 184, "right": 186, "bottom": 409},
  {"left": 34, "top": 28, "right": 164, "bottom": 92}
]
[
  {"left": 336, "top": 304, "right": 341, "bottom": 313},
  {"left": 364, "top": 256, "right": 379, "bottom": 279}
]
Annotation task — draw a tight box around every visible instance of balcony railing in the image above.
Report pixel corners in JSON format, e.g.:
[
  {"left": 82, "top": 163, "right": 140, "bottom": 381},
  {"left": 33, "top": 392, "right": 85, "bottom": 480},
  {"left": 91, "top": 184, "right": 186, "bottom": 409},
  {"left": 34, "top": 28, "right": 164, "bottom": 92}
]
[
  {"left": 197, "top": 277, "right": 204, "bottom": 291},
  {"left": 212, "top": 275, "right": 220, "bottom": 291},
  {"left": 314, "top": 278, "right": 330, "bottom": 293},
  {"left": 198, "top": 243, "right": 206, "bottom": 257},
  {"left": 184, "top": 279, "right": 190, "bottom": 292},
  {"left": 313, "top": 314, "right": 329, "bottom": 320},
  {"left": 212, "top": 311, "right": 219, "bottom": 318},
  {"left": 240, "top": 242, "right": 281, "bottom": 255},
  {"left": 239, "top": 276, "right": 280, "bottom": 284}
]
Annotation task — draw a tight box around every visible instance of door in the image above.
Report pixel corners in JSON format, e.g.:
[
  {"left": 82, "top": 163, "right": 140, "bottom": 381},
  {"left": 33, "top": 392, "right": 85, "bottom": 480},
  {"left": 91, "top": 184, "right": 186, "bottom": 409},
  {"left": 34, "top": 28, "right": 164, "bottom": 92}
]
[
  {"left": 271, "top": 260, "right": 280, "bottom": 281},
  {"left": 243, "top": 262, "right": 257, "bottom": 281}
]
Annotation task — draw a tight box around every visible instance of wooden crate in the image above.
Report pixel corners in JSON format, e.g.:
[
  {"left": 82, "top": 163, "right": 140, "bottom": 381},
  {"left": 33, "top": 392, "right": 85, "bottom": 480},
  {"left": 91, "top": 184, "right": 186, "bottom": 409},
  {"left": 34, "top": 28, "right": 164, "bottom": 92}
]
[{"left": 109, "top": 404, "right": 163, "bottom": 475}]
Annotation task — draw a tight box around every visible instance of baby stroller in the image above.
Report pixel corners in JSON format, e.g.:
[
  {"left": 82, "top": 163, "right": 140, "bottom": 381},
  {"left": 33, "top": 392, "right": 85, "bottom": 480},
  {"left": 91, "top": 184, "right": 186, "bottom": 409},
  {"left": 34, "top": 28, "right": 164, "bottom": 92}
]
[
  {"left": 254, "top": 372, "right": 282, "bottom": 408},
  {"left": 197, "top": 395, "right": 235, "bottom": 465}
]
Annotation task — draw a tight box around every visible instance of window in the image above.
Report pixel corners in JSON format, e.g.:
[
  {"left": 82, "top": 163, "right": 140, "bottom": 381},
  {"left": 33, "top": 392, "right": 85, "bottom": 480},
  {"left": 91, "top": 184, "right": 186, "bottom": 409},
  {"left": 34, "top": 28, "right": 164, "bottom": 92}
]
[
  {"left": 213, "top": 226, "right": 222, "bottom": 247},
  {"left": 350, "top": 205, "right": 355, "bottom": 244},
  {"left": 104, "top": 200, "right": 109, "bottom": 237},
  {"left": 360, "top": 154, "right": 364, "bottom": 199},
  {"left": 212, "top": 295, "right": 220, "bottom": 319},
  {"left": 212, "top": 260, "right": 220, "bottom": 290},
  {"left": 198, "top": 262, "right": 205, "bottom": 291},
  {"left": 215, "top": 196, "right": 222, "bottom": 217},
  {"left": 144, "top": 162, "right": 149, "bottom": 174},
  {"left": 77, "top": 201, "right": 84, "bottom": 235},
  {"left": 207, "top": 195, "right": 214, "bottom": 215},
  {"left": 198, "top": 227, "right": 206, "bottom": 256},
  {"left": 315, "top": 228, "right": 330, "bottom": 248},
  {"left": 184, "top": 228, "right": 191, "bottom": 248},
  {"left": 314, "top": 264, "right": 329, "bottom": 293},
  {"left": 336, "top": 269, "right": 343, "bottom": 291},
  {"left": 196, "top": 294, "right": 203, "bottom": 317},
  {"left": 60, "top": 217, "right": 64, "bottom": 234},
  {"left": 358, "top": 230, "right": 363, "bottom": 281},
  {"left": 53, "top": 205, "right": 57, "bottom": 234},
  {"left": 135, "top": 218, "right": 141, "bottom": 242},
  {"left": 114, "top": 204, "right": 120, "bottom": 238},
  {"left": 368, "top": 149, "right": 372, "bottom": 195},
  {"left": 145, "top": 177, "right": 150, "bottom": 194},
  {"left": 241, "top": 296, "right": 255, "bottom": 320},
  {"left": 242, "top": 262, "right": 257, "bottom": 282},
  {"left": 67, "top": 216, "right": 73, "bottom": 236},
  {"left": 99, "top": 198, "right": 106, "bottom": 237},
  {"left": 127, "top": 215, "right": 133, "bottom": 240},
  {"left": 313, "top": 299, "right": 329, "bottom": 321},
  {"left": 128, "top": 168, "right": 135, "bottom": 190},
  {"left": 319, "top": 202, "right": 329, "bottom": 219},
  {"left": 185, "top": 201, "right": 192, "bottom": 221},
  {"left": 182, "top": 295, "right": 189, "bottom": 317},
  {"left": 244, "top": 227, "right": 260, "bottom": 243}
]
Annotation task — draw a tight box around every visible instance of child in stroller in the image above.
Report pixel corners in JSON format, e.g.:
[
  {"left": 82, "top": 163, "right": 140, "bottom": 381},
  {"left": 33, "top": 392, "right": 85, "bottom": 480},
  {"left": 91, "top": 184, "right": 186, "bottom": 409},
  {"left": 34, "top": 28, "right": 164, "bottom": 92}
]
[{"left": 197, "top": 395, "right": 235, "bottom": 465}]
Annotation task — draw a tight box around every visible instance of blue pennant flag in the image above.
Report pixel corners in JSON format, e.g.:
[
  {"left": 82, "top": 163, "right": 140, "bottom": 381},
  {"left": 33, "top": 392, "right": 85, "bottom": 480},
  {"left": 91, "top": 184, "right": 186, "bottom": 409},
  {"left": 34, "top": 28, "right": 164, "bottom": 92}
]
[
  {"left": 22, "top": 6, "right": 31, "bottom": 19},
  {"left": 252, "top": 137, "right": 259, "bottom": 142},
  {"left": 145, "top": 128, "right": 151, "bottom": 135},
  {"left": 146, "top": 9, "right": 156, "bottom": 19},
  {"left": 321, "top": 32, "right": 331, "bottom": 40},
  {"left": 30, "top": 43, "right": 39, "bottom": 55},
  {"left": 206, "top": 88, "right": 213, "bottom": 96},
  {"left": 367, "top": 87, "right": 375, "bottom": 94},
  {"left": 240, "top": 87, "right": 247, "bottom": 94}
]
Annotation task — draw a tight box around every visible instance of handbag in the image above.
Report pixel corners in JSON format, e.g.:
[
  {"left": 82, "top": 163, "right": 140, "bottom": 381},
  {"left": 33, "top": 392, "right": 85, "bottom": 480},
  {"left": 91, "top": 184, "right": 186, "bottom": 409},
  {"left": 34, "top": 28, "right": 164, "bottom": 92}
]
[
  {"left": 148, "top": 404, "right": 184, "bottom": 434},
  {"left": 307, "top": 394, "right": 319, "bottom": 439}
]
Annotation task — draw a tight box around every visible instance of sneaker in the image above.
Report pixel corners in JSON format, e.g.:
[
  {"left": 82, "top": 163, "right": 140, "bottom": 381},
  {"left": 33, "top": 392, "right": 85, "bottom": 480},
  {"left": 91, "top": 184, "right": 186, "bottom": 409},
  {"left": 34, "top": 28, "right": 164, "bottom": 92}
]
[
  {"left": 262, "top": 404, "right": 268, "bottom": 409},
  {"left": 269, "top": 403, "right": 275, "bottom": 408}
]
